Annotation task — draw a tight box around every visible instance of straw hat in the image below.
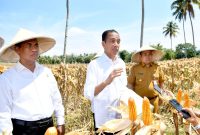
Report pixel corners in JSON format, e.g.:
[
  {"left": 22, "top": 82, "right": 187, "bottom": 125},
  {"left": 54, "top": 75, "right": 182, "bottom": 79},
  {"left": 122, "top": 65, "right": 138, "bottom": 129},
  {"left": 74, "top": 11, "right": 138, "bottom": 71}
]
[
  {"left": 132, "top": 46, "right": 164, "bottom": 63},
  {"left": 0, "top": 36, "right": 4, "bottom": 49},
  {"left": 0, "top": 28, "right": 56, "bottom": 62}
]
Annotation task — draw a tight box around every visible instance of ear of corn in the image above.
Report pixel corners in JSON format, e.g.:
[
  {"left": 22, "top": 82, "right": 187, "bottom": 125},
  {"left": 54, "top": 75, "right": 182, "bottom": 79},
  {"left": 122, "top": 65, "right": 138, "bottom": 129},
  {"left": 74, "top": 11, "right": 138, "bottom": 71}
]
[
  {"left": 176, "top": 89, "right": 182, "bottom": 103},
  {"left": 183, "top": 93, "right": 190, "bottom": 108},
  {"left": 44, "top": 127, "right": 58, "bottom": 135},
  {"left": 128, "top": 97, "right": 137, "bottom": 121},
  {"left": 142, "top": 97, "right": 152, "bottom": 126}
]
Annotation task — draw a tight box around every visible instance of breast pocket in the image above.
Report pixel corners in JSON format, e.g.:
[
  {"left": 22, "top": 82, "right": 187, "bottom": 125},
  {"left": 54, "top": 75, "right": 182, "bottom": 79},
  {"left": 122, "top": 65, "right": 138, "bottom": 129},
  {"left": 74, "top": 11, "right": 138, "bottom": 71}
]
[{"left": 136, "top": 75, "right": 145, "bottom": 86}]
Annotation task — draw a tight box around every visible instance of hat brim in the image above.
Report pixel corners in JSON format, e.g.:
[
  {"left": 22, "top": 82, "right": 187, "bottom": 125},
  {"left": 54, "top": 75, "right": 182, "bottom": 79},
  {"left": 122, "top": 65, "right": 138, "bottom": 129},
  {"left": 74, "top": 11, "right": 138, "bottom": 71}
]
[
  {"left": 0, "top": 36, "right": 55, "bottom": 62},
  {"left": 132, "top": 48, "right": 164, "bottom": 63}
]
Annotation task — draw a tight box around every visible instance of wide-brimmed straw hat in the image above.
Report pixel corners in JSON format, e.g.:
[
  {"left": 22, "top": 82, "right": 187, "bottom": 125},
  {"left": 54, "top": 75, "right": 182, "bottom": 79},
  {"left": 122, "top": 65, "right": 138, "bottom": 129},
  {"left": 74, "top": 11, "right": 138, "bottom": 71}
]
[
  {"left": 0, "top": 28, "right": 56, "bottom": 62},
  {"left": 132, "top": 46, "right": 164, "bottom": 63},
  {"left": 0, "top": 36, "right": 4, "bottom": 49}
]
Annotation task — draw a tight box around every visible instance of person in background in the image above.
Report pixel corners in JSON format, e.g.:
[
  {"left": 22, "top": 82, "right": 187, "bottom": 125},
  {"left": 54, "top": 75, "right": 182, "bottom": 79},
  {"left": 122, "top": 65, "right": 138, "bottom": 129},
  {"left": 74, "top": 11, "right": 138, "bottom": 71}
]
[
  {"left": 84, "top": 29, "right": 127, "bottom": 134},
  {"left": 0, "top": 28, "right": 65, "bottom": 135},
  {"left": 127, "top": 46, "right": 170, "bottom": 113}
]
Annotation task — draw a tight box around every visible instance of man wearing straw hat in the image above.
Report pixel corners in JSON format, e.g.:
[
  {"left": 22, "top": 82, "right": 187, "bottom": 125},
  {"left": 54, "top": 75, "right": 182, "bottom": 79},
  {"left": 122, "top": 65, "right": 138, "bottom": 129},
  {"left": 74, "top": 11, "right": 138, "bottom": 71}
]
[
  {"left": 0, "top": 28, "right": 65, "bottom": 135},
  {"left": 127, "top": 46, "right": 168, "bottom": 113}
]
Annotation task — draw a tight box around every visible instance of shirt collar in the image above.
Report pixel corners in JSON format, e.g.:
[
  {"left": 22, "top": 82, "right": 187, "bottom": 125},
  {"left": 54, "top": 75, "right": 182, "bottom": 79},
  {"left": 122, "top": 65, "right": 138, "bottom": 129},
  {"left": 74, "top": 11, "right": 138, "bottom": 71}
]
[
  {"left": 102, "top": 53, "right": 119, "bottom": 63},
  {"left": 141, "top": 62, "right": 153, "bottom": 67},
  {"left": 15, "top": 61, "right": 39, "bottom": 72}
]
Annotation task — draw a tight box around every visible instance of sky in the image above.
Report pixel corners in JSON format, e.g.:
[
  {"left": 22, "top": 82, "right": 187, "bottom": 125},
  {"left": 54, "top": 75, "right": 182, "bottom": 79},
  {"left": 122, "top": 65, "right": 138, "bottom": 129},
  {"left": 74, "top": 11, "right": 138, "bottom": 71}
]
[{"left": 0, "top": 0, "right": 200, "bottom": 56}]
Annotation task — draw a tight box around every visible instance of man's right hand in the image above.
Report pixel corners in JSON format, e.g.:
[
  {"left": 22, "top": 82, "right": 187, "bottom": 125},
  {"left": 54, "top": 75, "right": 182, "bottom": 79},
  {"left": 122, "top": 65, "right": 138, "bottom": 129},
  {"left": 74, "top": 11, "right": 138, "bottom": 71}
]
[
  {"left": 104, "top": 68, "right": 123, "bottom": 85},
  {"left": 94, "top": 68, "right": 123, "bottom": 96}
]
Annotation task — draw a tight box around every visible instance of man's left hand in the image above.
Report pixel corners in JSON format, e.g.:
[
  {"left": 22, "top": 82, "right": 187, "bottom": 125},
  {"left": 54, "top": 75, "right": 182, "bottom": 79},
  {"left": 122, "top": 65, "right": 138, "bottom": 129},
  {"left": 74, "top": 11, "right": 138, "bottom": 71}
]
[{"left": 57, "top": 125, "right": 65, "bottom": 135}]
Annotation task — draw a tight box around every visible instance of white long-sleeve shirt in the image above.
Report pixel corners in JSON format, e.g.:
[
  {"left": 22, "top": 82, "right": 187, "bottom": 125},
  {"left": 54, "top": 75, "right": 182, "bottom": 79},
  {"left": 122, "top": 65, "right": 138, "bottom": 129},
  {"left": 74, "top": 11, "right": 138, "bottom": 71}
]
[
  {"left": 0, "top": 62, "right": 64, "bottom": 132},
  {"left": 84, "top": 53, "right": 127, "bottom": 128}
]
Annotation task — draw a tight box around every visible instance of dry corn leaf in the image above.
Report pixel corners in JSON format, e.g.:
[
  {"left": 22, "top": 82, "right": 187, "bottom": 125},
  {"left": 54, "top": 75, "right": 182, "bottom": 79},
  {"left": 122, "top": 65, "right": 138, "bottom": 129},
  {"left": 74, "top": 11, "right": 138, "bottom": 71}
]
[
  {"left": 135, "top": 120, "right": 166, "bottom": 135},
  {"left": 109, "top": 101, "right": 129, "bottom": 119},
  {"left": 97, "top": 119, "right": 131, "bottom": 133}
]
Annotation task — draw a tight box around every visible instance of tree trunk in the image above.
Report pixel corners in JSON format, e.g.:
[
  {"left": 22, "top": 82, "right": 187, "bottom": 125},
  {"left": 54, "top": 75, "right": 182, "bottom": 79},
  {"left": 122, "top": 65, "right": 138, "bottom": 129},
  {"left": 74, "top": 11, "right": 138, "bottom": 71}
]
[
  {"left": 170, "top": 36, "right": 172, "bottom": 51},
  {"left": 140, "top": 0, "right": 144, "bottom": 48},
  {"left": 63, "top": 0, "right": 69, "bottom": 63},
  {"left": 189, "top": 12, "right": 195, "bottom": 46},
  {"left": 182, "top": 20, "right": 186, "bottom": 44}
]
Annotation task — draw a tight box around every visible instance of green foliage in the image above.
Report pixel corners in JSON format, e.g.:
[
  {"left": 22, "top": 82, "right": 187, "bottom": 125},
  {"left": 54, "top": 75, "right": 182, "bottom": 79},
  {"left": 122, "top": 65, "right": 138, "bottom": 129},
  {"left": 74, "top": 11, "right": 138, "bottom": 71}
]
[
  {"left": 37, "top": 46, "right": 200, "bottom": 64},
  {"left": 150, "top": 43, "right": 164, "bottom": 50},
  {"left": 196, "top": 50, "right": 200, "bottom": 56},
  {"left": 163, "top": 49, "right": 176, "bottom": 60},
  {"left": 175, "top": 43, "right": 196, "bottom": 59},
  {"left": 119, "top": 50, "right": 133, "bottom": 63},
  {"left": 38, "top": 56, "right": 61, "bottom": 64},
  {"left": 163, "top": 21, "right": 179, "bottom": 50},
  {"left": 38, "top": 53, "right": 96, "bottom": 64},
  {"left": 163, "top": 21, "right": 179, "bottom": 38}
]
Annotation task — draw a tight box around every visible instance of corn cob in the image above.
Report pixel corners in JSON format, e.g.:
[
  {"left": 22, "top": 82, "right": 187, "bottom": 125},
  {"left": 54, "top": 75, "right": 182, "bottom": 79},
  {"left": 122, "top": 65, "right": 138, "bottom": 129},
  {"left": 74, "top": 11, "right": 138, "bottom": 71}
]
[
  {"left": 128, "top": 97, "right": 137, "bottom": 121},
  {"left": 183, "top": 93, "right": 190, "bottom": 108},
  {"left": 176, "top": 89, "right": 182, "bottom": 103},
  {"left": 142, "top": 97, "right": 152, "bottom": 126}
]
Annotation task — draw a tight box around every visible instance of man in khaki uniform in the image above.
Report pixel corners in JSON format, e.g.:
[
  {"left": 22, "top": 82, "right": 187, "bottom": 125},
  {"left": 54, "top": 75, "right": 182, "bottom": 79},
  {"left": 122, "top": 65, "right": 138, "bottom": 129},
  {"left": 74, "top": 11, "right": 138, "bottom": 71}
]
[{"left": 127, "top": 46, "right": 165, "bottom": 113}]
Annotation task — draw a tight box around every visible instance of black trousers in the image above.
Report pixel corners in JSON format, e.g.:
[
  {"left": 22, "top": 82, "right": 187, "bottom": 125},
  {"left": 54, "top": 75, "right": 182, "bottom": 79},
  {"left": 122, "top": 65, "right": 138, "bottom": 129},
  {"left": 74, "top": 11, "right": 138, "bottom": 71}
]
[{"left": 12, "top": 117, "right": 53, "bottom": 135}]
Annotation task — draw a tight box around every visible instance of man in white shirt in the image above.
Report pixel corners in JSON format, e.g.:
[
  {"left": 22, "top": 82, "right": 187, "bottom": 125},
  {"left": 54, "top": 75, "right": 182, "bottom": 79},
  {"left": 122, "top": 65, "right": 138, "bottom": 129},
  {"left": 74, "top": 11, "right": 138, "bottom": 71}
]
[
  {"left": 0, "top": 28, "right": 65, "bottom": 135},
  {"left": 84, "top": 29, "right": 127, "bottom": 133}
]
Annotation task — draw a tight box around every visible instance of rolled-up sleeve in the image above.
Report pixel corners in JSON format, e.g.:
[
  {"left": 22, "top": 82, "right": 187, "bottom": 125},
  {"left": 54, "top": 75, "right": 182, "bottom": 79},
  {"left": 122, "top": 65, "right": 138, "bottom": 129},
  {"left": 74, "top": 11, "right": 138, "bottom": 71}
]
[
  {"left": 84, "top": 62, "right": 97, "bottom": 101},
  {"left": 0, "top": 76, "right": 13, "bottom": 133},
  {"left": 48, "top": 70, "right": 65, "bottom": 126}
]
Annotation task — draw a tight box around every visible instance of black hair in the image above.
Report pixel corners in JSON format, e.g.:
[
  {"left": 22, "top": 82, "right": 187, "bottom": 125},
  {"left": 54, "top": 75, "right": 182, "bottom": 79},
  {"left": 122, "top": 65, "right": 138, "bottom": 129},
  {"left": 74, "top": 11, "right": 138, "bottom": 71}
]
[
  {"left": 102, "top": 29, "right": 119, "bottom": 42},
  {"left": 15, "top": 42, "right": 22, "bottom": 48}
]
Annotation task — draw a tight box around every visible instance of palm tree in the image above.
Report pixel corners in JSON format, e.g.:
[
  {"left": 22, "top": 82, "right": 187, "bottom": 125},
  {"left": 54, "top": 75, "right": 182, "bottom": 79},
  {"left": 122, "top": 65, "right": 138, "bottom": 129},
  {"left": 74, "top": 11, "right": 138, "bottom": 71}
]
[
  {"left": 171, "top": 0, "right": 200, "bottom": 46},
  {"left": 184, "top": 0, "right": 196, "bottom": 46},
  {"left": 63, "top": 0, "right": 69, "bottom": 63},
  {"left": 140, "top": 0, "right": 144, "bottom": 47},
  {"left": 163, "top": 21, "right": 179, "bottom": 50},
  {"left": 171, "top": 0, "right": 187, "bottom": 44}
]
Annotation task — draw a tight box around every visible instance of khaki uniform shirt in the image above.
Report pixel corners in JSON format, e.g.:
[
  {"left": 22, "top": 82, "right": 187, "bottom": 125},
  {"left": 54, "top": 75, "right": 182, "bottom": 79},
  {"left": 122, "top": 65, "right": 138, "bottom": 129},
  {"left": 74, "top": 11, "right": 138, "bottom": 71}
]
[{"left": 127, "top": 62, "right": 164, "bottom": 99}]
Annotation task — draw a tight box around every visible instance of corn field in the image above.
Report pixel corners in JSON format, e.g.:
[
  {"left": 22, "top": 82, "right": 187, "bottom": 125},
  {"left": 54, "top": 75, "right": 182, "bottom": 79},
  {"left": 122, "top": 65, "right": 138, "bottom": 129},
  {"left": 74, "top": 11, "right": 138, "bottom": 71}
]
[{"left": 0, "top": 58, "right": 200, "bottom": 134}]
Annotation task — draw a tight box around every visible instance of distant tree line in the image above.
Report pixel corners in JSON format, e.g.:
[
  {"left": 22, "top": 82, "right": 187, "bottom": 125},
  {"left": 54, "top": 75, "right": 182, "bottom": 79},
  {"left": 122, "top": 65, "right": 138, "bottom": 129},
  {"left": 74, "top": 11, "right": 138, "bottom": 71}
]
[
  {"left": 38, "top": 53, "right": 96, "bottom": 64},
  {"left": 38, "top": 43, "right": 200, "bottom": 64}
]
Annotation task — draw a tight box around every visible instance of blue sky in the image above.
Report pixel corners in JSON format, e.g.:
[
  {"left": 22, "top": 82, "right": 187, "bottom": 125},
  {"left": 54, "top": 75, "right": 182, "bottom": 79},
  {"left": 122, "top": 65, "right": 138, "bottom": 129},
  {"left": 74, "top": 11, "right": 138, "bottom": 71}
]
[{"left": 0, "top": 0, "right": 200, "bottom": 56}]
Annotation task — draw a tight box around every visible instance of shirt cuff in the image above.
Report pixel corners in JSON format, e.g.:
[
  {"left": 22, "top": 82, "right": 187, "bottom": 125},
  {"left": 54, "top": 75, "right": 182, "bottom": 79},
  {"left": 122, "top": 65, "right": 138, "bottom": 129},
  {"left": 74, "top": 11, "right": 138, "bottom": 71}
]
[{"left": 56, "top": 116, "right": 65, "bottom": 126}]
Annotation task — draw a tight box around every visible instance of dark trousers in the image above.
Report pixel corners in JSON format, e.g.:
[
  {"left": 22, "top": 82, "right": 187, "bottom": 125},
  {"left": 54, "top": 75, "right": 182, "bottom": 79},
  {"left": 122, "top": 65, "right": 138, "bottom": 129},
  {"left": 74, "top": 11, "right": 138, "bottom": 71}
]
[{"left": 12, "top": 117, "right": 53, "bottom": 135}]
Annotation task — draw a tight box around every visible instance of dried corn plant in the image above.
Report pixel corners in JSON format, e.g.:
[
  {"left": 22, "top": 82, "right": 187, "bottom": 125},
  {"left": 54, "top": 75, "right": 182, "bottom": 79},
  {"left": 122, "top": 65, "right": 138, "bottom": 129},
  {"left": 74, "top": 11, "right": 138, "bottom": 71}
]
[
  {"left": 97, "top": 97, "right": 166, "bottom": 135},
  {"left": 0, "top": 58, "right": 200, "bottom": 134},
  {"left": 50, "top": 63, "right": 94, "bottom": 133}
]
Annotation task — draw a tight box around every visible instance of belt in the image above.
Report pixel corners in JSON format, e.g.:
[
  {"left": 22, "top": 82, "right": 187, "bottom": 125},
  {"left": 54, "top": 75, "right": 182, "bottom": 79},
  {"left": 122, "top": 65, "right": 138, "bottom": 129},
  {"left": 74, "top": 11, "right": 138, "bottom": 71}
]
[{"left": 12, "top": 117, "right": 53, "bottom": 127}]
